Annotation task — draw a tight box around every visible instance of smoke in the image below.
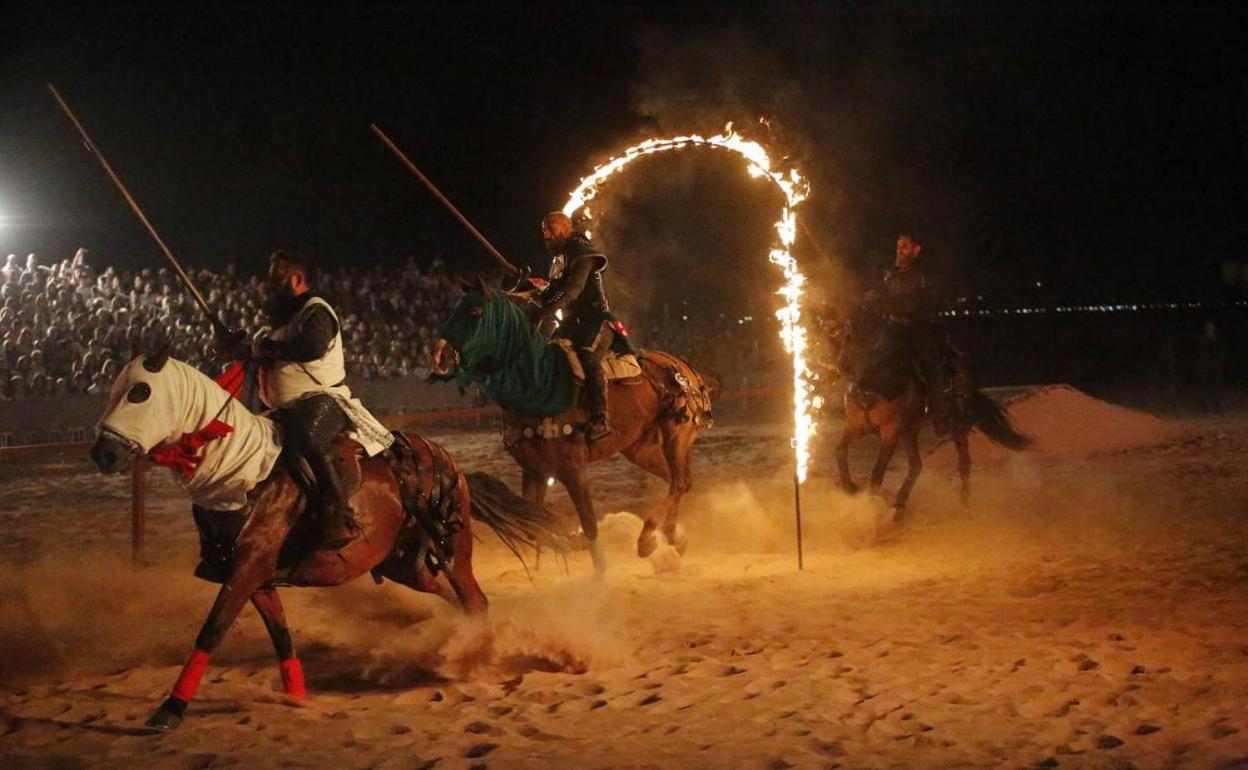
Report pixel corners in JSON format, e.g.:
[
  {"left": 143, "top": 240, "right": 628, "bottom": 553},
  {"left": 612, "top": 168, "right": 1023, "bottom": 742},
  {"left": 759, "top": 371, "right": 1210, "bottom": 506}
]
[
  {"left": 591, "top": 12, "right": 1007, "bottom": 323},
  {"left": 0, "top": 546, "right": 637, "bottom": 690},
  {"left": 0, "top": 554, "right": 217, "bottom": 687},
  {"left": 288, "top": 576, "right": 636, "bottom": 686},
  {"left": 572, "top": 21, "right": 858, "bottom": 351}
]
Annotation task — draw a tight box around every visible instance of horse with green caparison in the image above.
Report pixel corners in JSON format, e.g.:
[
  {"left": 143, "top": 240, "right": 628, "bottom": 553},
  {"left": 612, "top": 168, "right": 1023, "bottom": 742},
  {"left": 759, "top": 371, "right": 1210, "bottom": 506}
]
[{"left": 431, "top": 277, "right": 713, "bottom": 575}]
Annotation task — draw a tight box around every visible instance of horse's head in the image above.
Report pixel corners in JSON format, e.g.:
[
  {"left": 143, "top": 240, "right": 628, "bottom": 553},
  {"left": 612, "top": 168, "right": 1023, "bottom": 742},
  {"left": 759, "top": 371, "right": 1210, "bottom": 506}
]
[
  {"left": 91, "top": 347, "right": 182, "bottom": 474},
  {"left": 432, "top": 275, "right": 534, "bottom": 381},
  {"left": 815, "top": 302, "right": 881, "bottom": 383}
]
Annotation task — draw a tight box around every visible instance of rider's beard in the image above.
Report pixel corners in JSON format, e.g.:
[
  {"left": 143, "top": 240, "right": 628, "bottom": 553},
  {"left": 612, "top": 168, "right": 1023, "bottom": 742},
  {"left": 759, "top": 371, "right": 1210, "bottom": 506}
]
[
  {"left": 544, "top": 236, "right": 565, "bottom": 257},
  {"left": 262, "top": 283, "right": 300, "bottom": 326}
]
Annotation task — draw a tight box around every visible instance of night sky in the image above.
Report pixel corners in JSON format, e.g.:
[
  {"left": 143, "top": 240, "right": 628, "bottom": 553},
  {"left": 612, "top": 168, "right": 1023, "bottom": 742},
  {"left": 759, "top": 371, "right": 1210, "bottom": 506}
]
[{"left": 1, "top": 2, "right": 1243, "bottom": 312}]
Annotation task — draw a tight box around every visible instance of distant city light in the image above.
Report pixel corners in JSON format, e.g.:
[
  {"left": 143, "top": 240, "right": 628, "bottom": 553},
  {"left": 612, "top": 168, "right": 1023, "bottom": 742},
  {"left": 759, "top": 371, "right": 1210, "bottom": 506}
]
[{"left": 935, "top": 299, "right": 1238, "bottom": 318}]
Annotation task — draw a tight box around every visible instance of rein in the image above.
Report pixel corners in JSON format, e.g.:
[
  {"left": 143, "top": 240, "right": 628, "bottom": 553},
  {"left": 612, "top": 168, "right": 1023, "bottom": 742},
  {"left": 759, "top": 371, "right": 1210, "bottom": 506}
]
[{"left": 148, "top": 395, "right": 235, "bottom": 479}]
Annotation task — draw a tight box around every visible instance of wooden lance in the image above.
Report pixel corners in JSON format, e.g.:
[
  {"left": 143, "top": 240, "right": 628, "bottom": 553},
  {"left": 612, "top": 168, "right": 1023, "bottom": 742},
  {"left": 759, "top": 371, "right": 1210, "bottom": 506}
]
[
  {"left": 46, "top": 83, "right": 227, "bottom": 335},
  {"left": 370, "top": 123, "right": 521, "bottom": 277}
]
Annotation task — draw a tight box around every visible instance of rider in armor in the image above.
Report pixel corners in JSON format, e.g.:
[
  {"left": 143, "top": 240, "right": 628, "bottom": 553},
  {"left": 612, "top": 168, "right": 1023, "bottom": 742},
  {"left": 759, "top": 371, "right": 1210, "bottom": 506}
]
[
  {"left": 216, "top": 250, "right": 392, "bottom": 549},
  {"left": 537, "top": 212, "right": 627, "bottom": 442},
  {"left": 877, "top": 232, "right": 966, "bottom": 431}
]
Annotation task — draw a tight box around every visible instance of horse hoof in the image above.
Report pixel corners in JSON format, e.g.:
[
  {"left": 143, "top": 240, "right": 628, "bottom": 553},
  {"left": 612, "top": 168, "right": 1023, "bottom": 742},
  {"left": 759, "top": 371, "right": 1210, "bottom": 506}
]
[
  {"left": 672, "top": 535, "right": 689, "bottom": 557},
  {"left": 637, "top": 533, "right": 658, "bottom": 559},
  {"left": 590, "top": 540, "right": 608, "bottom": 578},
  {"left": 890, "top": 504, "right": 906, "bottom": 523},
  {"left": 843, "top": 483, "right": 860, "bottom": 496},
  {"left": 145, "top": 697, "right": 187, "bottom": 731}
]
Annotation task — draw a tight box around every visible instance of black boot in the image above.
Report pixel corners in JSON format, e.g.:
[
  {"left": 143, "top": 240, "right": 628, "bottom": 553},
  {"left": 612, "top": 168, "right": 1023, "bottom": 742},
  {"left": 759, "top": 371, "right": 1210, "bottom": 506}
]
[
  {"left": 307, "top": 447, "right": 360, "bottom": 551},
  {"left": 585, "top": 366, "right": 612, "bottom": 442},
  {"left": 925, "top": 359, "right": 954, "bottom": 435}
]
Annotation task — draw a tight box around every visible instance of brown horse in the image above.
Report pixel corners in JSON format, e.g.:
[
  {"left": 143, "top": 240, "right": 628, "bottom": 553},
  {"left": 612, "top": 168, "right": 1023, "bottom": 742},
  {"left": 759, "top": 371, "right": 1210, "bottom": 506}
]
[
  {"left": 90, "top": 350, "right": 563, "bottom": 730},
  {"left": 822, "top": 308, "right": 1029, "bottom": 517},
  {"left": 431, "top": 284, "right": 713, "bottom": 574}
]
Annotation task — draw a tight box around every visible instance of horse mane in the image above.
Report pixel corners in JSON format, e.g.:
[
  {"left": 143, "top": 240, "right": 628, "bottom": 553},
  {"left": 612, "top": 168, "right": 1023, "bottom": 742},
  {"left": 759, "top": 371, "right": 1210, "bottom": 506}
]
[{"left": 449, "top": 290, "right": 576, "bottom": 416}]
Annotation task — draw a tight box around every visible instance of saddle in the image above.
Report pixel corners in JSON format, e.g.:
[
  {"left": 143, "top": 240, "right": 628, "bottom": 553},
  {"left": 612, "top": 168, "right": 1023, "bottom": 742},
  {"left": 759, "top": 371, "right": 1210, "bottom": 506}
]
[
  {"left": 551, "top": 337, "right": 643, "bottom": 384},
  {"left": 500, "top": 349, "right": 712, "bottom": 446},
  {"left": 191, "top": 434, "right": 367, "bottom": 584},
  {"left": 282, "top": 436, "right": 365, "bottom": 509}
]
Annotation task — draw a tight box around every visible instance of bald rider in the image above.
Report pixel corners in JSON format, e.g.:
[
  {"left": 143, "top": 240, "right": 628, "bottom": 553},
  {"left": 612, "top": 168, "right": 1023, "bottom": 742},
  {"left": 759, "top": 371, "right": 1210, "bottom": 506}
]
[{"left": 537, "top": 212, "right": 621, "bottom": 442}]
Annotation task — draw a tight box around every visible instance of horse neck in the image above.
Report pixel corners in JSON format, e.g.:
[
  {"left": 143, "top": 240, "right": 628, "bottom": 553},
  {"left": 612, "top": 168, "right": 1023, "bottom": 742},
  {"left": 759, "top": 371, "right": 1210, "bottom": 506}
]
[
  {"left": 170, "top": 361, "right": 265, "bottom": 438},
  {"left": 466, "top": 298, "right": 565, "bottom": 410},
  {"left": 484, "top": 299, "right": 556, "bottom": 375}
]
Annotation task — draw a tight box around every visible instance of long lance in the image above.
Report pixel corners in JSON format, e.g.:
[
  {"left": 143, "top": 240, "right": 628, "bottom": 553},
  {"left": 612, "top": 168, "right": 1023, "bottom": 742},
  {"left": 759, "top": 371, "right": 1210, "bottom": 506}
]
[
  {"left": 370, "top": 123, "right": 521, "bottom": 277},
  {"left": 46, "top": 83, "right": 228, "bottom": 335}
]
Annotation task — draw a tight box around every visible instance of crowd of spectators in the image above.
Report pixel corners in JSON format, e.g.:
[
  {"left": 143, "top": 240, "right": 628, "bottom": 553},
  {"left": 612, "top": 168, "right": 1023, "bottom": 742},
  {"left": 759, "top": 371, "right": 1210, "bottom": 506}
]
[
  {"left": 1, "top": 249, "right": 458, "bottom": 401},
  {"left": 1, "top": 248, "right": 782, "bottom": 403}
]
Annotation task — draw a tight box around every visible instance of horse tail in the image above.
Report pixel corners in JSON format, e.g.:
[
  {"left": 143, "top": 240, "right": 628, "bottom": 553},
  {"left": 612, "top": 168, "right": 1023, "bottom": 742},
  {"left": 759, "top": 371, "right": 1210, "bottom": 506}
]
[
  {"left": 464, "top": 472, "right": 570, "bottom": 566},
  {"left": 967, "top": 390, "right": 1031, "bottom": 450}
]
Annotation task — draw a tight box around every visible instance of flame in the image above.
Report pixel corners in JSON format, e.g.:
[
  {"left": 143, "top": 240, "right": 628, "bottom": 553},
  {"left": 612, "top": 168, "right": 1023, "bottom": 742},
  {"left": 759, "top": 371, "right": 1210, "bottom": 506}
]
[{"left": 562, "top": 124, "right": 816, "bottom": 482}]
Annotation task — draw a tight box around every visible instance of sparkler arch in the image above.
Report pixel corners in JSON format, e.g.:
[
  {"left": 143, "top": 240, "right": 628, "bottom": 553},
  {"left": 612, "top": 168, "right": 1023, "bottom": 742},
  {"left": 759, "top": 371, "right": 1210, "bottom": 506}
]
[{"left": 561, "top": 126, "right": 816, "bottom": 482}]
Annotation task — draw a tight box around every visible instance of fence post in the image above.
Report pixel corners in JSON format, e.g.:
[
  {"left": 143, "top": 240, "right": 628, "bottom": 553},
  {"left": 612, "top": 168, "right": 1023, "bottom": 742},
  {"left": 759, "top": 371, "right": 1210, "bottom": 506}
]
[{"left": 131, "top": 458, "right": 147, "bottom": 565}]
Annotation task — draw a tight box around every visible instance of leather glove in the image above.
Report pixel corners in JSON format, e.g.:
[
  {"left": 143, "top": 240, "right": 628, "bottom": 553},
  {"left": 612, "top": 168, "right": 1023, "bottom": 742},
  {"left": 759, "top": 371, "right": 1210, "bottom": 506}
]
[
  {"left": 254, "top": 335, "right": 284, "bottom": 364},
  {"left": 211, "top": 328, "right": 250, "bottom": 361}
]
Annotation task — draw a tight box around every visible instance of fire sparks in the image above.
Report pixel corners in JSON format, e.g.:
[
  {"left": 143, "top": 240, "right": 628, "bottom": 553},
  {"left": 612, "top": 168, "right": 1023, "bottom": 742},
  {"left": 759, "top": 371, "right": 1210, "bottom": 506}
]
[{"left": 562, "top": 125, "right": 816, "bottom": 482}]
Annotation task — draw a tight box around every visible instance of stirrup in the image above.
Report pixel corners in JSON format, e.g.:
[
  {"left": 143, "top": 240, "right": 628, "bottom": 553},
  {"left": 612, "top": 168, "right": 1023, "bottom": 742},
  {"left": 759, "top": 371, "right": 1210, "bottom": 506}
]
[
  {"left": 587, "top": 417, "right": 613, "bottom": 442},
  {"left": 319, "top": 506, "right": 361, "bottom": 551},
  {"left": 320, "top": 527, "right": 360, "bottom": 552}
]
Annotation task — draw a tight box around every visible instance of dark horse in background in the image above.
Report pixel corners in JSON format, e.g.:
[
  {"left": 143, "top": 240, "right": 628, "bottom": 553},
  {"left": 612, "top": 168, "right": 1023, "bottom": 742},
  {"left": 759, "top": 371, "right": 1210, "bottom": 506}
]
[
  {"left": 821, "top": 304, "right": 1030, "bottom": 517},
  {"left": 90, "top": 350, "right": 564, "bottom": 730},
  {"left": 431, "top": 278, "right": 713, "bottom": 575}
]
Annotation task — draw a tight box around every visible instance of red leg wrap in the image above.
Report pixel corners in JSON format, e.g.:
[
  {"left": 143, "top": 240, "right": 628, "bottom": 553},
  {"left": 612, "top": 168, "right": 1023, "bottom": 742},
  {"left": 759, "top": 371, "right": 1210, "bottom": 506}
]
[
  {"left": 171, "top": 649, "right": 211, "bottom": 702},
  {"left": 279, "top": 658, "right": 307, "bottom": 699}
]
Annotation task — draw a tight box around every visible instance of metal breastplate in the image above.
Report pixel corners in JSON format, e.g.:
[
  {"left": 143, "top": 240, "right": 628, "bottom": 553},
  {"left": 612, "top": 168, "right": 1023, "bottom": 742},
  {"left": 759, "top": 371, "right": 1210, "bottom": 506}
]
[{"left": 568, "top": 269, "right": 609, "bottom": 318}]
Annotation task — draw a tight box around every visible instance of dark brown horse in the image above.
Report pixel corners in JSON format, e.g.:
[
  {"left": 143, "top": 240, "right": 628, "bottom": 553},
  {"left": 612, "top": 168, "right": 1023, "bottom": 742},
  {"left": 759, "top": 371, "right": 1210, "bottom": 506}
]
[
  {"left": 431, "top": 284, "right": 713, "bottom": 574},
  {"left": 822, "top": 307, "right": 1029, "bottom": 517},
  {"left": 90, "top": 351, "right": 562, "bottom": 730}
]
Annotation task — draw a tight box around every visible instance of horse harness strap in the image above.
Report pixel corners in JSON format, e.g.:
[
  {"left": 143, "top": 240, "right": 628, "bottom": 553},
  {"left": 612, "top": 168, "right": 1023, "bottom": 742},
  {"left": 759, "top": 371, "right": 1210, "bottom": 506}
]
[
  {"left": 384, "top": 432, "right": 464, "bottom": 577},
  {"left": 295, "top": 361, "right": 346, "bottom": 389},
  {"left": 640, "top": 351, "right": 713, "bottom": 427}
]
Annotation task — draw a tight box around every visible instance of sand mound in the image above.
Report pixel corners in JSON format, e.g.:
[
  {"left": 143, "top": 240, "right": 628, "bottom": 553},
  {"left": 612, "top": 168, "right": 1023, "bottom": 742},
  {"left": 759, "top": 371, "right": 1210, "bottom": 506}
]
[{"left": 932, "top": 384, "right": 1175, "bottom": 463}]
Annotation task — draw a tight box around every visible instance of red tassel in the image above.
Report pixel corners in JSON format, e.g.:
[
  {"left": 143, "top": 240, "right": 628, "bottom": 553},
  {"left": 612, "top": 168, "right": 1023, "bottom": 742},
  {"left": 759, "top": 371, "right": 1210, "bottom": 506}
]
[
  {"left": 214, "top": 363, "right": 246, "bottom": 399},
  {"left": 171, "top": 649, "right": 211, "bottom": 702},
  {"left": 279, "top": 658, "right": 307, "bottom": 700},
  {"left": 148, "top": 420, "right": 235, "bottom": 479}
]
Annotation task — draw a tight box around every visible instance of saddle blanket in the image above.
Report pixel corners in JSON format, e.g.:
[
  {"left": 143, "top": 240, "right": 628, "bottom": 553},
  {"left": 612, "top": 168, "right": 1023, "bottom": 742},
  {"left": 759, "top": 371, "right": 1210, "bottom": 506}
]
[{"left": 552, "top": 338, "right": 642, "bottom": 383}]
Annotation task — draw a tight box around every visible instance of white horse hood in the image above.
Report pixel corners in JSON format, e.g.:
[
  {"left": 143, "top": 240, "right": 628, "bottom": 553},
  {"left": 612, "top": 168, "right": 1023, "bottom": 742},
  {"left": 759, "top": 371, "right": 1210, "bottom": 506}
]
[{"left": 99, "top": 355, "right": 283, "bottom": 511}]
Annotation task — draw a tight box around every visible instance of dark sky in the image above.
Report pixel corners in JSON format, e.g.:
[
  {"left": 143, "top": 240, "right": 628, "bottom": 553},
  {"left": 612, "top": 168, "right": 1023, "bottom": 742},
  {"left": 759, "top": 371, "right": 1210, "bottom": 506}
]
[{"left": 1, "top": 1, "right": 1243, "bottom": 309}]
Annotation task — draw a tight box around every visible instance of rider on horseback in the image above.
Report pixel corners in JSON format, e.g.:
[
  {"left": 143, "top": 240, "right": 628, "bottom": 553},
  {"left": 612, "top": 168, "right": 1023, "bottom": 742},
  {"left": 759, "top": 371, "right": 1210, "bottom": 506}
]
[
  {"left": 537, "top": 212, "right": 631, "bottom": 442},
  {"left": 876, "top": 231, "right": 968, "bottom": 433},
  {"left": 216, "top": 250, "right": 393, "bottom": 550}
]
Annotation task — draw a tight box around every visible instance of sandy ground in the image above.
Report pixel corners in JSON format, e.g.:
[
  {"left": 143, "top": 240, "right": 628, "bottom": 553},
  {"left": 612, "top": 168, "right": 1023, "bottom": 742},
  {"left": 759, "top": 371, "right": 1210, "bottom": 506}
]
[{"left": 2, "top": 389, "right": 1247, "bottom": 769}]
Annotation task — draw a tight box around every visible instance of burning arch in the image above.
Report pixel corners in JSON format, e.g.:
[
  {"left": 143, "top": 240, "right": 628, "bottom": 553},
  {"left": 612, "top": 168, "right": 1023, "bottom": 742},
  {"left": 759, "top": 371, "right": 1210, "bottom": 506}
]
[{"left": 560, "top": 126, "right": 816, "bottom": 481}]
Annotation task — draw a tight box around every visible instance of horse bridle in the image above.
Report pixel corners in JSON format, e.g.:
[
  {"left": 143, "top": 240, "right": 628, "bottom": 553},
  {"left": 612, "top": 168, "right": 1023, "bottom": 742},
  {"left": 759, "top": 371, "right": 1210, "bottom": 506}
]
[{"left": 102, "top": 393, "right": 232, "bottom": 459}]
